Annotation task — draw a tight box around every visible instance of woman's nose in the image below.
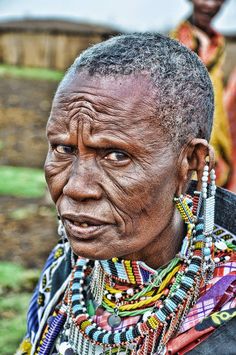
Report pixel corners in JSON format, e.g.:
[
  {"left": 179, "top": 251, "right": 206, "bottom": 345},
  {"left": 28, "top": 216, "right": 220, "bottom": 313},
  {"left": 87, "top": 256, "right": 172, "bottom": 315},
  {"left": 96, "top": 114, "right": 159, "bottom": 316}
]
[{"left": 62, "top": 159, "right": 103, "bottom": 201}]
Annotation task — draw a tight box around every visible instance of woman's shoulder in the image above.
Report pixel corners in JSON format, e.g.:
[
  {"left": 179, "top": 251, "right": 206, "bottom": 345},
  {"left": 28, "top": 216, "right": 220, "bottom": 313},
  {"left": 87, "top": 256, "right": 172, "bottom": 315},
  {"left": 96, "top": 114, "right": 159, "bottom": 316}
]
[{"left": 24, "top": 240, "right": 72, "bottom": 348}]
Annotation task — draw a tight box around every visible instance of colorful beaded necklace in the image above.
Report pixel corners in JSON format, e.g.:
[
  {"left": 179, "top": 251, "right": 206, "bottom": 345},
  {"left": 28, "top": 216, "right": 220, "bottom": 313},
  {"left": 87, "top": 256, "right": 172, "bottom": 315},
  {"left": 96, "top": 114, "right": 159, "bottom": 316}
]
[
  {"left": 63, "top": 244, "right": 201, "bottom": 354},
  {"left": 37, "top": 244, "right": 202, "bottom": 355},
  {"left": 91, "top": 256, "right": 182, "bottom": 319},
  {"left": 36, "top": 170, "right": 218, "bottom": 354}
]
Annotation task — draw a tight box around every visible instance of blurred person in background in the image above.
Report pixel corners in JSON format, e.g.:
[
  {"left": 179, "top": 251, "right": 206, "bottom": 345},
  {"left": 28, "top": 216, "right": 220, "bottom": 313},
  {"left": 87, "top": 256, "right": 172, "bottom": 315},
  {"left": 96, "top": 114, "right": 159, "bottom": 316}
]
[
  {"left": 171, "top": 0, "right": 233, "bottom": 188},
  {"left": 224, "top": 67, "right": 236, "bottom": 192}
]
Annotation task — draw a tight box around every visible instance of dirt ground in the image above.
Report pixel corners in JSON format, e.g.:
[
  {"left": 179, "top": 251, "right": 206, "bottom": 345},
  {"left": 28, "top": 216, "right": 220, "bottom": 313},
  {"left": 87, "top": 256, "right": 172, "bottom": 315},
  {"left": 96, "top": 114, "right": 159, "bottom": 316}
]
[
  {"left": 0, "top": 75, "right": 60, "bottom": 268},
  {"left": 0, "top": 76, "right": 58, "bottom": 168},
  {"left": 0, "top": 195, "right": 58, "bottom": 269}
]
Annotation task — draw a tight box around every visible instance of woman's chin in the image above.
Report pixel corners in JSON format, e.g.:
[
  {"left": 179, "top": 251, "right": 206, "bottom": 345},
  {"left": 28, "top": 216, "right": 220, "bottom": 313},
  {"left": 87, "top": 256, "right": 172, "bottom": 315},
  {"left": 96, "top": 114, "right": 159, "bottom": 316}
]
[{"left": 69, "top": 238, "right": 117, "bottom": 261}]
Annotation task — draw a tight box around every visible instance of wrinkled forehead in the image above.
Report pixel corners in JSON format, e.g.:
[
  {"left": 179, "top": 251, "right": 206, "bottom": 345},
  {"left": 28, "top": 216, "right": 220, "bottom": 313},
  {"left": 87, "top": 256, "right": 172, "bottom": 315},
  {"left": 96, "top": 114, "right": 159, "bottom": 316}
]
[
  {"left": 47, "top": 71, "right": 160, "bottom": 135},
  {"left": 46, "top": 72, "right": 175, "bottom": 154},
  {"left": 57, "top": 70, "right": 153, "bottom": 99}
]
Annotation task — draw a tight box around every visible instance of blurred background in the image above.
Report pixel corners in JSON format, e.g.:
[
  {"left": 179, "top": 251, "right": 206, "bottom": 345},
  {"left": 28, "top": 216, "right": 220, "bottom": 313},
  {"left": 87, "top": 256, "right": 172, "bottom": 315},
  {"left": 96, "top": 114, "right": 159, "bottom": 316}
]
[{"left": 0, "top": 1, "right": 235, "bottom": 353}]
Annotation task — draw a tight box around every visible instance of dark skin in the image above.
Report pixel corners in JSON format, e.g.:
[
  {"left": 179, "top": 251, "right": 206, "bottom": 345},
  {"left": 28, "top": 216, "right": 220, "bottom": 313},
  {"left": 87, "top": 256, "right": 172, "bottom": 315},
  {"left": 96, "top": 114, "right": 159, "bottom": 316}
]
[
  {"left": 190, "top": 0, "right": 226, "bottom": 36},
  {"left": 45, "top": 71, "right": 212, "bottom": 269}
]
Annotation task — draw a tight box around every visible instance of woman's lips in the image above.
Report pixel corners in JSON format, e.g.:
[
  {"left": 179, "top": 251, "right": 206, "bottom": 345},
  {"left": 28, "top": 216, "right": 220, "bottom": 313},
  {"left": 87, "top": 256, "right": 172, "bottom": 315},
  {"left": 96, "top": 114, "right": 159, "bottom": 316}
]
[{"left": 62, "top": 214, "right": 112, "bottom": 240}]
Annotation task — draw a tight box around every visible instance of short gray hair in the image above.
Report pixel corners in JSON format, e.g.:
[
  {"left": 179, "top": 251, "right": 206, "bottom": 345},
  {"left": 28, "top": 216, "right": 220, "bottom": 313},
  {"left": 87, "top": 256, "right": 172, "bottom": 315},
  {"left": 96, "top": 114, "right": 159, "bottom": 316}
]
[{"left": 63, "top": 32, "right": 214, "bottom": 149}]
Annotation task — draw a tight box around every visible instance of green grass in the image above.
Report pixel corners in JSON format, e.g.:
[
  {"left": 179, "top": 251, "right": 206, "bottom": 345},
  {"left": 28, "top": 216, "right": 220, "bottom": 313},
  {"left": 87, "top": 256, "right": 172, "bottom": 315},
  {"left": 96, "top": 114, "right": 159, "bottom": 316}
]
[
  {"left": 0, "top": 293, "right": 31, "bottom": 355},
  {"left": 0, "top": 262, "right": 40, "bottom": 291},
  {"left": 0, "top": 63, "right": 64, "bottom": 81},
  {"left": 0, "top": 262, "right": 40, "bottom": 355},
  {"left": 0, "top": 166, "right": 45, "bottom": 198},
  {"left": 0, "top": 262, "right": 26, "bottom": 289}
]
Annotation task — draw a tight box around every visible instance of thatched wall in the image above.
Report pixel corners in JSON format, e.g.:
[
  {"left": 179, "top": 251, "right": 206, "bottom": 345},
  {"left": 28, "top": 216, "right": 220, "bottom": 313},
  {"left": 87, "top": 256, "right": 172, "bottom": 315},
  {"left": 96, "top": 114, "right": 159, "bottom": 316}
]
[
  {"left": 0, "top": 19, "right": 119, "bottom": 70},
  {"left": 0, "top": 19, "right": 235, "bottom": 75},
  {"left": 0, "top": 32, "right": 104, "bottom": 70}
]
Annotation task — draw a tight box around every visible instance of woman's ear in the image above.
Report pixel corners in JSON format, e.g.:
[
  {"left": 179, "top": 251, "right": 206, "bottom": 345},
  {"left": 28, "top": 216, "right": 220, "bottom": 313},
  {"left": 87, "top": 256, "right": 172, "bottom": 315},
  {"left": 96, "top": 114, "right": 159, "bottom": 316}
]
[{"left": 176, "top": 138, "right": 215, "bottom": 196}]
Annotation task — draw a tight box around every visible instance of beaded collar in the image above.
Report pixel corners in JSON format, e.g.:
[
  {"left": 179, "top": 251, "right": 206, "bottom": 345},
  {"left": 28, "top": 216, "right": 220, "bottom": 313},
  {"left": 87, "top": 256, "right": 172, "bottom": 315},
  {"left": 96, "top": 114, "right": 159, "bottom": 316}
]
[
  {"left": 97, "top": 258, "right": 161, "bottom": 285},
  {"left": 37, "top": 225, "right": 203, "bottom": 354},
  {"left": 60, "top": 247, "right": 201, "bottom": 355}
]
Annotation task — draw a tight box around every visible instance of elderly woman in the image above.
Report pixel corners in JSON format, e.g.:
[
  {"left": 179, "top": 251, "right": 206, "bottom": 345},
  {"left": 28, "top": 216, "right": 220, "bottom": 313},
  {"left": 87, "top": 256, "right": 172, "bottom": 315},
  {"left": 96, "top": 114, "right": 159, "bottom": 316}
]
[{"left": 18, "top": 33, "right": 236, "bottom": 355}]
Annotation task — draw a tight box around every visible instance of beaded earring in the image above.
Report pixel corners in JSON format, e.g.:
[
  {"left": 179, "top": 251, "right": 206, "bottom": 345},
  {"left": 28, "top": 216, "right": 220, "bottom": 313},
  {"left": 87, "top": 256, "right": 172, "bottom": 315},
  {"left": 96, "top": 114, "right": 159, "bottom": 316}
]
[
  {"left": 174, "top": 159, "right": 216, "bottom": 284},
  {"left": 200, "top": 165, "right": 216, "bottom": 282},
  {"left": 173, "top": 195, "right": 195, "bottom": 259},
  {"left": 57, "top": 217, "right": 66, "bottom": 243},
  {"left": 57, "top": 217, "right": 76, "bottom": 268},
  {"left": 192, "top": 162, "right": 216, "bottom": 283},
  {"left": 173, "top": 194, "right": 195, "bottom": 224}
]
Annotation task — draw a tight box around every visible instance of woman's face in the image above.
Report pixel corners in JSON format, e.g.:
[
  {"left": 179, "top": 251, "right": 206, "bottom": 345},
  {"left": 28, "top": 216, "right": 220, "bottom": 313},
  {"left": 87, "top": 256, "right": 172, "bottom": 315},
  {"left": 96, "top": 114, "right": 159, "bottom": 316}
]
[
  {"left": 45, "top": 72, "right": 180, "bottom": 263},
  {"left": 191, "top": 0, "right": 225, "bottom": 31}
]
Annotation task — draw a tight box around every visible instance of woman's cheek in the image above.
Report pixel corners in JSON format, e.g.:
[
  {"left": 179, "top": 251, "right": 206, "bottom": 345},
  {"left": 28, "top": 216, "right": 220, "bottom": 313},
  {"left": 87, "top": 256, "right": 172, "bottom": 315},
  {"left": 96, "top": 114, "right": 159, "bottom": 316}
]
[
  {"left": 45, "top": 163, "right": 71, "bottom": 202},
  {"left": 48, "top": 175, "right": 64, "bottom": 203},
  {"left": 108, "top": 180, "right": 149, "bottom": 217}
]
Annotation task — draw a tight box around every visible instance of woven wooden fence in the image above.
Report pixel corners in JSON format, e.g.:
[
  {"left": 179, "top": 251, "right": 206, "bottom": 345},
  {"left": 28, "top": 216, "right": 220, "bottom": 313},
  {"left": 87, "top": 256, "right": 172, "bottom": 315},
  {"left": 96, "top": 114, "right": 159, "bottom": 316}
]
[{"left": 0, "top": 19, "right": 119, "bottom": 70}]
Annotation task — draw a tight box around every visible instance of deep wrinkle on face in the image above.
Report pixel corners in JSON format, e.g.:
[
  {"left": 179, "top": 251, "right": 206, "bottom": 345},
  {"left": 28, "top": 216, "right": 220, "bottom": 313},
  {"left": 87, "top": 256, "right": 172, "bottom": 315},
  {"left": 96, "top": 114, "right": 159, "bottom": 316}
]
[{"left": 45, "top": 72, "right": 184, "bottom": 268}]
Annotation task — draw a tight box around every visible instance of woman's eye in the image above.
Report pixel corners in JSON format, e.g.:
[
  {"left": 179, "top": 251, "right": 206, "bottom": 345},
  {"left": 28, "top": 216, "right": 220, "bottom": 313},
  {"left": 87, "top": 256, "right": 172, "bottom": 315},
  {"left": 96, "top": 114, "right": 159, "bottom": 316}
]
[
  {"left": 55, "top": 145, "right": 75, "bottom": 154},
  {"left": 104, "top": 151, "right": 129, "bottom": 162}
]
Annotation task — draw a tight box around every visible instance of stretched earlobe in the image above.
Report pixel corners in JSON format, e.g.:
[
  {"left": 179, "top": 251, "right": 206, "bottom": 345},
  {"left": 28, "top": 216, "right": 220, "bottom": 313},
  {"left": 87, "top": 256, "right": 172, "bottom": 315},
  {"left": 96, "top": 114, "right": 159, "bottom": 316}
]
[{"left": 175, "top": 139, "right": 215, "bottom": 196}]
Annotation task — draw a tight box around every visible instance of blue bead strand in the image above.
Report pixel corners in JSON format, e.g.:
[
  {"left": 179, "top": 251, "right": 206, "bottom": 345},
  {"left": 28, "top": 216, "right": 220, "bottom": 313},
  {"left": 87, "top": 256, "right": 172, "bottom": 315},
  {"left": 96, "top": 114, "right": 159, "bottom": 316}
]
[{"left": 38, "top": 311, "right": 67, "bottom": 355}]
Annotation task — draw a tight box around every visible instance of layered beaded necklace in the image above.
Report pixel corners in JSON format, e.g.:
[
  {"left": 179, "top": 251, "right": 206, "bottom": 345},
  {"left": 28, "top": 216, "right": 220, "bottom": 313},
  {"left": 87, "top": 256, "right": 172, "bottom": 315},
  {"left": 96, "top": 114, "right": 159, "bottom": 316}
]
[
  {"left": 96, "top": 256, "right": 182, "bottom": 320},
  {"left": 36, "top": 168, "right": 218, "bottom": 354}
]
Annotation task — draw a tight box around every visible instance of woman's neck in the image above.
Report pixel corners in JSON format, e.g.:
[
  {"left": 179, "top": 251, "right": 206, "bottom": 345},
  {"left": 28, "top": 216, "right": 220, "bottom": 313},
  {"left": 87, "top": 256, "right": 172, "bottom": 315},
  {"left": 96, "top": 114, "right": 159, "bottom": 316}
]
[
  {"left": 189, "top": 14, "right": 215, "bottom": 37},
  {"left": 120, "top": 207, "right": 185, "bottom": 269}
]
